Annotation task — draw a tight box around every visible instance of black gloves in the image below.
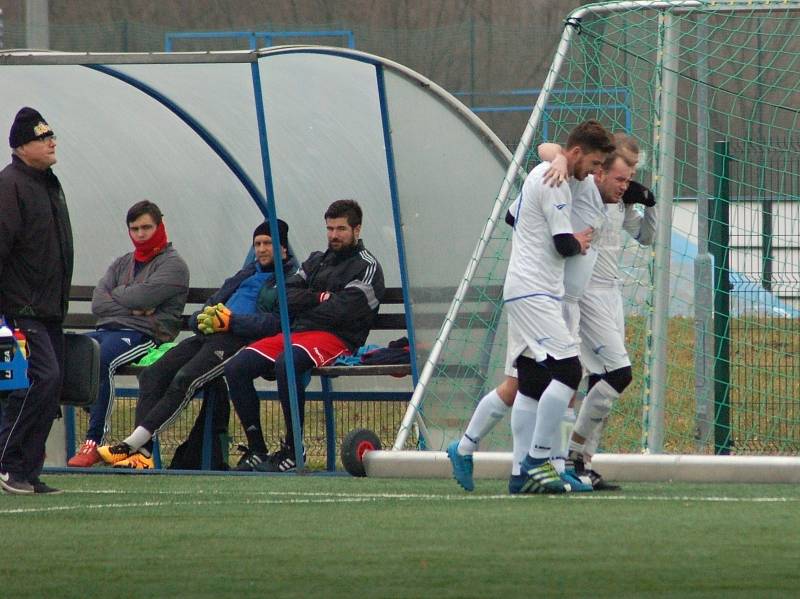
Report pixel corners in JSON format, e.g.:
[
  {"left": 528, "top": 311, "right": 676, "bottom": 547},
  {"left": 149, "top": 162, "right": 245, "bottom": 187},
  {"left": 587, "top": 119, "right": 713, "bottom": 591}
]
[{"left": 623, "top": 180, "right": 656, "bottom": 207}]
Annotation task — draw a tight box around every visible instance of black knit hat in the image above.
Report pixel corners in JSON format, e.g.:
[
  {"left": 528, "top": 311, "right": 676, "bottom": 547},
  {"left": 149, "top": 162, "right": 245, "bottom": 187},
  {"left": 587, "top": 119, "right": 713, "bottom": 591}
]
[
  {"left": 253, "top": 219, "right": 289, "bottom": 249},
  {"left": 9, "top": 107, "right": 54, "bottom": 148}
]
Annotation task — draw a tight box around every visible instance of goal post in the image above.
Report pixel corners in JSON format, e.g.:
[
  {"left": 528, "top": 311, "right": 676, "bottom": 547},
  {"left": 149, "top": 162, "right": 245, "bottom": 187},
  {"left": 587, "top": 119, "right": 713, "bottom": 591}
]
[{"left": 390, "top": 0, "right": 800, "bottom": 471}]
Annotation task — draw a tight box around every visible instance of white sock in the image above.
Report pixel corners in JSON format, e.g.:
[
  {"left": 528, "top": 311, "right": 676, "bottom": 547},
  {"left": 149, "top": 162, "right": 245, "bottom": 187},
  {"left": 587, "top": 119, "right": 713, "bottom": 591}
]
[
  {"left": 584, "top": 418, "right": 607, "bottom": 460},
  {"left": 510, "top": 392, "right": 538, "bottom": 475},
  {"left": 572, "top": 379, "right": 619, "bottom": 443},
  {"left": 549, "top": 406, "right": 575, "bottom": 472},
  {"left": 123, "top": 426, "right": 152, "bottom": 452},
  {"left": 568, "top": 438, "right": 586, "bottom": 455},
  {"left": 529, "top": 380, "right": 574, "bottom": 459},
  {"left": 458, "top": 390, "right": 509, "bottom": 455}
]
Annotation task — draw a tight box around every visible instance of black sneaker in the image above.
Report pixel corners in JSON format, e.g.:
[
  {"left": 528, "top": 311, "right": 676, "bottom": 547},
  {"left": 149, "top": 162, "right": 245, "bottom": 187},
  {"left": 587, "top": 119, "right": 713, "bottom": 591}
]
[
  {"left": 584, "top": 468, "right": 621, "bottom": 491},
  {"left": 29, "top": 478, "right": 64, "bottom": 495},
  {"left": 258, "top": 442, "right": 306, "bottom": 473},
  {"left": 234, "top": 445, "right": 270, "bottom": 472},
  {"left": 0, "top": 471, "right": 35, "bottom": 495}
]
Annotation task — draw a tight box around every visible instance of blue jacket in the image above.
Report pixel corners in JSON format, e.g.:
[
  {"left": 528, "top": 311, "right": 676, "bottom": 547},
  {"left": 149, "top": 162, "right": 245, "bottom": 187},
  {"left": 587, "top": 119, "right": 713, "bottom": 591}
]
[{"left": 191, "top": 257, "right": 298, "bottom": 341}]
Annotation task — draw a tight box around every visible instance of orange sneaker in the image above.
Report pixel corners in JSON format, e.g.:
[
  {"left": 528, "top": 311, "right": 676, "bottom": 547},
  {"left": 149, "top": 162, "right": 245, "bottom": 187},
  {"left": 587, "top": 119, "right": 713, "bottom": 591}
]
[
  {"left": 113, "top": 452, "right": 155, "bottom": 470},
  {"left": 97, "top": 442, "right": 133, "bottom": 465},
  {"left": 67, "top": 440, "right": 101, "bottom": 467}
]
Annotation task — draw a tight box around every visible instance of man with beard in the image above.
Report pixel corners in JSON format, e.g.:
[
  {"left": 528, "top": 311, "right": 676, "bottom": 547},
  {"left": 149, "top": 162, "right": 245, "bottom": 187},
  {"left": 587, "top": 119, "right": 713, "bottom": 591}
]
[
  {"left": 225, "top": 199, "right": 385, "bottom": 472},
  {"left": 500, "top": 120, "right": 613, "bottom": 494}
]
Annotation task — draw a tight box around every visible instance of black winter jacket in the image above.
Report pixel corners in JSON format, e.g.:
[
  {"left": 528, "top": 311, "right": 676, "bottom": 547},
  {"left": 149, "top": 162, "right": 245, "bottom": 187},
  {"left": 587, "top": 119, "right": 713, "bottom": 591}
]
[
  {"left": 0, "top": 155, "right": 74, "bottom": 323},
  {"left": 286, "top": 239, "right": 384, "bottom": 351}
]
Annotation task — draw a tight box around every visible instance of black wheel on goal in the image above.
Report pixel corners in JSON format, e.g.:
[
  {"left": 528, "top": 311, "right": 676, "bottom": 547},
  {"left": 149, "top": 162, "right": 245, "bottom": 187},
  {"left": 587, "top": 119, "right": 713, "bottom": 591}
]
[{"left": 341, "top": 428, "right": 382, "bottom": 477}]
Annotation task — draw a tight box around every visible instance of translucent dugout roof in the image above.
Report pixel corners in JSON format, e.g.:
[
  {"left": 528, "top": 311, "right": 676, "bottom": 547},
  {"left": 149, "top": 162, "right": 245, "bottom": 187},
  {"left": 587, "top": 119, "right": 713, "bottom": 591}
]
[{"left": 0, "top": 46, "right": 511, "bottom": 378}]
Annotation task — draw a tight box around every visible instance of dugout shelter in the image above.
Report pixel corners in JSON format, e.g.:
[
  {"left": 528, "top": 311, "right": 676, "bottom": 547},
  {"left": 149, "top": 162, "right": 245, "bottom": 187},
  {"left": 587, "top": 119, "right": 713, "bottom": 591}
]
[{"left": 0, "top": 46, "right": 511, "bottom": 460}]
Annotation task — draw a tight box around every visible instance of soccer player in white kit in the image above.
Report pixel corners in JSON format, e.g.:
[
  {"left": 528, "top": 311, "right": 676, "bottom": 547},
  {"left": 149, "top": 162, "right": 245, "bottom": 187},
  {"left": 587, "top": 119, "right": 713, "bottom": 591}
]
[
  {"left": 567, "top": 136, "right": 657, "bottom": 488},
  {"left": 446, "top": 123, "right": 613, "bottom": 493},
  {"left": 503, "top": 121, "right": 613, "bottom": 494}
]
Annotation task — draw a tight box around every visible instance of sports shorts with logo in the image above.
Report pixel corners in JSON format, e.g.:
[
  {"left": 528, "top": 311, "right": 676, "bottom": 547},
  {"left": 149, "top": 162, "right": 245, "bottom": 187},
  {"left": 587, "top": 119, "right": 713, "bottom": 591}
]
[
  {"left": 246, "top": 330, "right": 350, "bottom": 367},
  {"left": 578, "top": 284, "right": 631, "bottom": 373},
  {"left": 504, "top": 294, "right": 579, "bottom": 376}
]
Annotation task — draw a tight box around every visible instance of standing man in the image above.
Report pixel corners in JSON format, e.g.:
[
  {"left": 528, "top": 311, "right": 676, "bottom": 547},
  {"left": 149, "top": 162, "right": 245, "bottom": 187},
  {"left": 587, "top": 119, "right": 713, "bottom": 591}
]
[
  {"left": 503, "top": 120, "right": 613, "bottom": 494},
  {"left": 0, "top": 107, "right": 73, "bottom": 494},
  {"left": 568, "top": 135, "right": 656, "bottom": 487},
  {"left": 67, "top": 200, "right": 189, "bottom": 467},
  {"left": 447, "top": 131, "right": 608, "bottom": 493},
  {"left": 225, "top": 200, "right": 384, "bottom": 473},
  {"left": 96, "top": 220, "right": 296, "bottom": 469}
]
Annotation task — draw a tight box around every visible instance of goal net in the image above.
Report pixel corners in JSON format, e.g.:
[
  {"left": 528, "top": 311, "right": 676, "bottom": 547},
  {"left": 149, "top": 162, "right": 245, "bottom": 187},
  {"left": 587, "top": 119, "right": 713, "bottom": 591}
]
[{"left": 397, "top": 0, "right": 800, "bottom": 457}]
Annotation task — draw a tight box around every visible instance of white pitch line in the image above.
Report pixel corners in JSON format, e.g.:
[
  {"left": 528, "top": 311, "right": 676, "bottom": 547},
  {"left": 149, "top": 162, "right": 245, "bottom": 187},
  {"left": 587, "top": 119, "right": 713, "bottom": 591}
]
[{"left": 1, "top": 492, "right": 798, "bottom": 515}]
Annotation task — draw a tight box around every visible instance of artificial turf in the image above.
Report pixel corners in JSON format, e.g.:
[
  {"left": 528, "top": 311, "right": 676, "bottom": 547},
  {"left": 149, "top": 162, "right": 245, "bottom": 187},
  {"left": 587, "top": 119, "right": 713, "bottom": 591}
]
[{"left": 2, "top": 474, "right": 799, "bottom": 598}]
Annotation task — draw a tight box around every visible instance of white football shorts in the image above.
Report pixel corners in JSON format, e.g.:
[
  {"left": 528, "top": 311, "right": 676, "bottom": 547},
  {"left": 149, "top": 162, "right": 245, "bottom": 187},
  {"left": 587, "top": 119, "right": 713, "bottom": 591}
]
[
  {"left": 578, "top": 285, "right": 631, "bottom": 374},
  {"left": 504, "top": 295, "right": 579, "bottom": 376}
]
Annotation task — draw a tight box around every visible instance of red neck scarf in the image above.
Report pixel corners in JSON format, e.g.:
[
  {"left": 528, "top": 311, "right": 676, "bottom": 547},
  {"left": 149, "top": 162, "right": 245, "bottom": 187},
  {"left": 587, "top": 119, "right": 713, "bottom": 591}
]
[{"left": 131, "top": 222, "right": 168, "bottom": 263}]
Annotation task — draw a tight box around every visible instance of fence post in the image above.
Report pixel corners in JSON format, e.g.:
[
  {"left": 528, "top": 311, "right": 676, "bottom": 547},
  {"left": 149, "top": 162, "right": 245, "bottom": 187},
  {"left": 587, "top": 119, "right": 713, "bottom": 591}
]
[{"left": 710, "top": 140, "right": 731, "bottom": 455}]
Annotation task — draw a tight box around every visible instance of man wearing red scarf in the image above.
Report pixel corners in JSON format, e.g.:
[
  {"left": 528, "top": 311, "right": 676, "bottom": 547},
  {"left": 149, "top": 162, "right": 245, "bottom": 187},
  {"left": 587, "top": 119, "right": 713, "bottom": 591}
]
[{"left": 67, "top": 200, "right": 189, "bottom": 467}]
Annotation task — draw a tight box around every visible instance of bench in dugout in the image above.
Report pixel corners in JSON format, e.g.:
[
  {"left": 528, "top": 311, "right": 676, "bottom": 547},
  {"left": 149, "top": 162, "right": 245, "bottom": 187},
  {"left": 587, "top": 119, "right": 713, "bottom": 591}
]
[{"left": 60, "top": 285, "right": 413, "bottom": 473}]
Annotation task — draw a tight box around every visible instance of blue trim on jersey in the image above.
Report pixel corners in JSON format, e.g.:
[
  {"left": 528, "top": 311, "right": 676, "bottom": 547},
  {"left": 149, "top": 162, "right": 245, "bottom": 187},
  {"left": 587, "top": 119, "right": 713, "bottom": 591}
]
[
  {"left": 513, "top": 193, "right": 523, "bottom": 230},
  {"left": 503, "top": 292, "right": 563, "bottom": 304}
]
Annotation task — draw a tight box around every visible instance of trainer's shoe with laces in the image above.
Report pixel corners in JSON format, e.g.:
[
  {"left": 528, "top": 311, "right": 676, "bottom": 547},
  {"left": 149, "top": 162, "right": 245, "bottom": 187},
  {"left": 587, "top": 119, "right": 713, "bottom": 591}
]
[
  {"left": 259, "top": 442, "right": 306, "bottom": 472},
  {"left": 516, "top": 456, "right": 571, "bottom": 494},
  {"left": 67, "top": 440, "right": 101, "bottom": 467},
  {"left": 234, "top": 445, "right": 271, "bottom": 472},
  {"left": 29, "top": 478, "right": 64, "bottom": 495},
  {"left": 446, "top": 441, "right": 475, "bottom": 492},
  {"left": 97, "top": 442, "right": 134, "bottom": 465},
  {"left": 0, "top": 471, "right": 34, "bottom": 495},
  {"left": 113, "top": 452, "right": 155, "bottom": 470}
]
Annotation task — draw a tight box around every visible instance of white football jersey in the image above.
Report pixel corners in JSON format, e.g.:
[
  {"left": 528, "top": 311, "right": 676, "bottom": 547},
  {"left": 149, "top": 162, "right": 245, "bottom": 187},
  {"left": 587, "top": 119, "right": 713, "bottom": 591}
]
[
  {"left": 563, "top": 175, "right": 606, "bottom": 301},
  {"left": 504, "top": 162, "right": 573, "bottom": 301},
  {"left": 590, "top": 202, "right": 657, "bottom": 285}
]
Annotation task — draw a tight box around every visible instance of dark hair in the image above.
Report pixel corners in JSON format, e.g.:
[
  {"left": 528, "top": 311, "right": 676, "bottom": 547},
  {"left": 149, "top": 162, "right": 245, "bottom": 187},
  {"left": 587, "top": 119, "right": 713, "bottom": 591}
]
[
  {"left": 566, "top": 120, "right": 615, "bottom": 155},
  {"left": 126, "top": 200, "right": 163, "bottom": 226},
  {"left": 324, "top": 199, "right": 362, "bottom": 228}
]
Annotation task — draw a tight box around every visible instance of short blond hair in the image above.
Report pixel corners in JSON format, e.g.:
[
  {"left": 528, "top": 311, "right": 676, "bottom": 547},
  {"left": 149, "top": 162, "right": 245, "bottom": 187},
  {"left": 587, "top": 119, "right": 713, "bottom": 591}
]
[{"left": 611, "top": 132, "right": 640, "bottom": 167}]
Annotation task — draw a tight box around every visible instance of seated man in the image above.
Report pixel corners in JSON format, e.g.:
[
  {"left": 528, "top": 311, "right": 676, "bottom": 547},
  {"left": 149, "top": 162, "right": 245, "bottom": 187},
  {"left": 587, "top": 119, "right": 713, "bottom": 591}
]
[
  {"left": 68, "top": 200, "right": 189, "bottom": 467},
  {"left": 225, "top": 199, "right": 384, "bottom": 472},
  {"left": 96, "top": 220, "right": 296, "bottom": 469}
]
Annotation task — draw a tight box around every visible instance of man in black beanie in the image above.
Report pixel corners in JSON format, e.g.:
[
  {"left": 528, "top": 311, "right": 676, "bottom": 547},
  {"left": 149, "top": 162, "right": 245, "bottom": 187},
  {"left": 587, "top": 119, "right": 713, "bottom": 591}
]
[
  {"left": 0, "top": 107, "right": 73, "bottom": 494},
  {"left": 96, "top": 219, "right": 297, "bottom": 469}
]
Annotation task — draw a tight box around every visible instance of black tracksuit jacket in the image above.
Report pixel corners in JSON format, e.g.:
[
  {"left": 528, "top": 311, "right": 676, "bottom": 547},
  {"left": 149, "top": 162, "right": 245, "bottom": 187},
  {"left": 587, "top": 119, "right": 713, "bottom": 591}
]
[{"left": 285, "top": 240, "right": 384, "bottom": 351}]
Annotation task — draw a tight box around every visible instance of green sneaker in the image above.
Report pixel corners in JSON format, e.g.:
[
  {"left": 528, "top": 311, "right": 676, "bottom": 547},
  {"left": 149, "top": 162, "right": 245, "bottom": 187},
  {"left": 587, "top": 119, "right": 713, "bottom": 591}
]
[{"left": 517, "top": 456, "right": 570, "bottom": 494}]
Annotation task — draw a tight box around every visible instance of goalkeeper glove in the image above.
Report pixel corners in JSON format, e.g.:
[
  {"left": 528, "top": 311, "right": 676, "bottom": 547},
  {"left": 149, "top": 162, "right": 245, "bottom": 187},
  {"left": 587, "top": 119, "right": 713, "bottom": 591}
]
[
  {"left": 622, "top": 180, "right": 656, "bottom": 207},
  {"left": 197, "top": 303, "right": 231, "bottom": 334},
  {"left": 208, "top": 303, "right": 231, "bottom": 333},
  {"left": 196, "top": 312, "right": 214, "bottom": 335}
]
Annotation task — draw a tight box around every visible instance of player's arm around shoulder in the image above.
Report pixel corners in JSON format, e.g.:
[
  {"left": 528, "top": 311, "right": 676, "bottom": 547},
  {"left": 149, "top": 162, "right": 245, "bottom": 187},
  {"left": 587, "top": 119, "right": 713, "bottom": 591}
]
[{"left": 623, "top": 202, "right": 657, "bottom": 247}]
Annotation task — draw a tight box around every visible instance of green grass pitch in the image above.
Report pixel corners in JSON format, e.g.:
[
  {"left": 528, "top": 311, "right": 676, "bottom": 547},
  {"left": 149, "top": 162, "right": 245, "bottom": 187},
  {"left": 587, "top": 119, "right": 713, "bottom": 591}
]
[{"left": 2, "top": 474, "right": 799, "bottom": 598}]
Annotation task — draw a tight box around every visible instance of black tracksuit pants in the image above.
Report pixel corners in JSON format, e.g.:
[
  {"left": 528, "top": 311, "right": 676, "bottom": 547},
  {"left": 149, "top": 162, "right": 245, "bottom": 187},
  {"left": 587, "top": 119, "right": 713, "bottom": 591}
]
[
  {"left": 135, "top": 333, "right": 246, "bottom": 437},
  {"left": 0, "top": 318, "right": 64, "bottom": 481}
]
